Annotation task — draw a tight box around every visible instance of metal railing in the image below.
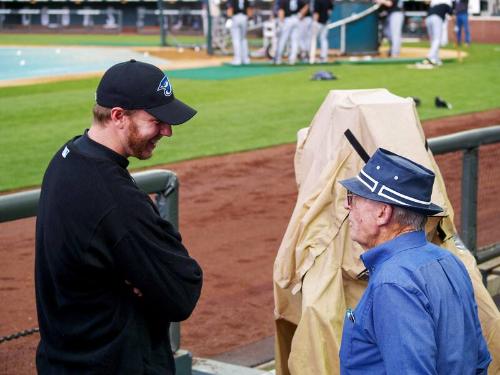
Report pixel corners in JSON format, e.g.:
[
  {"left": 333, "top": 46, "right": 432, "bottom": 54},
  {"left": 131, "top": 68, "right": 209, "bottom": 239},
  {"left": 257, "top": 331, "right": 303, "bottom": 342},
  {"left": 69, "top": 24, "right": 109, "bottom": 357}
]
[
  {"left": 428, "top": 125, "right": 500, "bottom": 265},
  {"left": 1, "top": 126, "right": 499, "bottom": 296},
  {"left": 0, "top": 169, "right": 182, "bottom": 353}
]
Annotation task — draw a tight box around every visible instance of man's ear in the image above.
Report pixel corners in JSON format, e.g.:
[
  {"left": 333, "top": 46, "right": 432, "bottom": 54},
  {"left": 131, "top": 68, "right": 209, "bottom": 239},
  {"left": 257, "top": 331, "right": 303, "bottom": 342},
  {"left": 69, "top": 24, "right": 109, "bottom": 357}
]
[
  {"left": 377, "top": 203, "right": 393, "bottom": 226},
  {"left": 110, "top": 107, "right": 127, "bottom": 129}
]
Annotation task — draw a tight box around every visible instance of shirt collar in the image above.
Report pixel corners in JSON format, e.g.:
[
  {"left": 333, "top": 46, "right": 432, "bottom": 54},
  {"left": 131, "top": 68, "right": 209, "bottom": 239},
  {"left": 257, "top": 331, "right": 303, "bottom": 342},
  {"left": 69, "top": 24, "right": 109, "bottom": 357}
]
[
  {"left": 360, "top": 231, "right": 427, "bottom": 273},
  {"left": 70, "top": 129, "right": 129, "bottom": 169}
]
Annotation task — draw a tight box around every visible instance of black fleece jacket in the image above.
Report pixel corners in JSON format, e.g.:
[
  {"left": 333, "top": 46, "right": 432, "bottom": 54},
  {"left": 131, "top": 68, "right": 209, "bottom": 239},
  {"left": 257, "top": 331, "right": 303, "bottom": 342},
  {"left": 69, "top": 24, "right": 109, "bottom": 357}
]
[{"left": 35, "top": 133, "right": 202, "bottom": 374}]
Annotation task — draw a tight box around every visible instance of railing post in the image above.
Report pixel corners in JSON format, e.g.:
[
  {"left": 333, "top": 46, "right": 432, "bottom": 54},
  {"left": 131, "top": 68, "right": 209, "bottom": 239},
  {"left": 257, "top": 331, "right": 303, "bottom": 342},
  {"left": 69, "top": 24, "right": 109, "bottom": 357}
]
[
  {"left": 460, "top": 147, "right": 479, "bottom": 255},
  {"left": 117, "top": 10, "right": 123, "bottom": 34},
  {"left": 155, "top": 172, "right": 181, "bottom": 353},
  {"left": 0, "top": 169, "right": 184, "bottom": 357},
  {"left": 340, "top": 24, "right": 346, "bottom": 55},
  {"left": 157, "top": 0, "right": 167, "bottom": 46},
  {"left": 205, "top": 0, "right": 213, "bottom": 55},
  {"left": 156, "top": 172, "right": 179, "bottom": 229}
]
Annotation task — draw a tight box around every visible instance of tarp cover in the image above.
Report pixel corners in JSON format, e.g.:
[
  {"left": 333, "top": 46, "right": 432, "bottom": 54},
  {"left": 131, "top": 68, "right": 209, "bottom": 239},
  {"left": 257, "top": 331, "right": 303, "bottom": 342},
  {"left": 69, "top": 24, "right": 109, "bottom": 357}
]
[{"left": 273, "top": 89, "right": 500, "bottom": 375}]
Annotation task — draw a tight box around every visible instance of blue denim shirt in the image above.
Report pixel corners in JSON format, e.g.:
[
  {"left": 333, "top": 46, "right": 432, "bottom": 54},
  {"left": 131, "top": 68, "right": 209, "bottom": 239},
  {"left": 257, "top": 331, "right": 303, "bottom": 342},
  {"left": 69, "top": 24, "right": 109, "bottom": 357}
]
[{"left": 339, "top": 231, "right": 491, "bottom": 374}]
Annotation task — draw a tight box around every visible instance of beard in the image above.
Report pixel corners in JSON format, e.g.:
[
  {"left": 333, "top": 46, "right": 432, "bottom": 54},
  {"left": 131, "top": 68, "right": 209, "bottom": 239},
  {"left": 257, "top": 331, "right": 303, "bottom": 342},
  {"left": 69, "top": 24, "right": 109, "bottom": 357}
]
[{"left": 127, "top": 120, "right": 159, "bottom": 160}]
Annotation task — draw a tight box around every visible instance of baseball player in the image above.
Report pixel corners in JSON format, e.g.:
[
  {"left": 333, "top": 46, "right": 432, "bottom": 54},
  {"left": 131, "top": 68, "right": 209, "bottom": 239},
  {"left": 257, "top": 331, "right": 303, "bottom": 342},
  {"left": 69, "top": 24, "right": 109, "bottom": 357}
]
[
  {"left": 298, "top": 0, "right": 314, "bottom": 62},
  {"left": 274, "top": 0, "right": 309, "bottom": 65},
  {"left": 312, "top": 0, "right": 334, "bottom": 63},
  {"left": 227, "top": 0, "right": 254, "bottom": 65},
  {"left": 375, "top": 0, "right": 404, "bottom": 57},
  {"left": 35, "top": 60, "right": 203, "bottom": 374},
  {"left": 425, "top": 0, "right": 453, "bottom": 65}
]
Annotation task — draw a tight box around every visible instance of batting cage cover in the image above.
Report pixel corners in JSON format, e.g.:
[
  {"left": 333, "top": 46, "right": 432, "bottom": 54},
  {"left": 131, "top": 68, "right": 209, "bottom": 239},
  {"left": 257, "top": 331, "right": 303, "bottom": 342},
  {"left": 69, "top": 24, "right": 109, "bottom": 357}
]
[{"left": 273, "top": 89, "right": 500, "bottom": 375}]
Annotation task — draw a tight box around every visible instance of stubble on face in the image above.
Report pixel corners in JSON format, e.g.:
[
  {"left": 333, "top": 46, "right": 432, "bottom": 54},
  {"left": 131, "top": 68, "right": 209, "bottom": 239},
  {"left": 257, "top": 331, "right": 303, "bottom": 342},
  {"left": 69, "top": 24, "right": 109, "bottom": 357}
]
[{"left": 126, "top": 117, "right": 160, "bottom": 160}]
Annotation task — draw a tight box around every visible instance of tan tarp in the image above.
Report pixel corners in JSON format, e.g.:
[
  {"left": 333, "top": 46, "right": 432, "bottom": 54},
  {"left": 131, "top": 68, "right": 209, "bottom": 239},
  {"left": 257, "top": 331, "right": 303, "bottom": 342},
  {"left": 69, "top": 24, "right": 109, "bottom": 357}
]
[{"left": 273, "top": 89, "right": 500, "bottom": 375}]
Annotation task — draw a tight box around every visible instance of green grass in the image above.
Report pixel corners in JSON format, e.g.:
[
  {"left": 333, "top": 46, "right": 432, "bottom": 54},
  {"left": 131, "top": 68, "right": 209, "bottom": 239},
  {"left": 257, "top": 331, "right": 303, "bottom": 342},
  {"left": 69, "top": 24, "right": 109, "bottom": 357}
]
[
  {"left": 1, "top": 41, "right": 499, "bottom": 192},
  {"left": 0, "top": 33, "right": 205, "bottom": 47}
]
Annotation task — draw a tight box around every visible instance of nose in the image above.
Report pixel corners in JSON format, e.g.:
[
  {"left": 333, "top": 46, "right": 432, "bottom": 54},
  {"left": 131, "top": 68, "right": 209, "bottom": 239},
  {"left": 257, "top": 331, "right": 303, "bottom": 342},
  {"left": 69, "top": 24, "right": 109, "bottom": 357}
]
[{"left": 160, "top": 124, "right": 173, "bottom": 137}]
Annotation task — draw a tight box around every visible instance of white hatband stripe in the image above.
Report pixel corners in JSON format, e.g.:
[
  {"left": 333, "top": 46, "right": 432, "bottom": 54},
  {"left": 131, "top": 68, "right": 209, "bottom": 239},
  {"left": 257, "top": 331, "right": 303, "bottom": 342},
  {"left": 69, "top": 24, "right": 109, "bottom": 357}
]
[
  {"left": 378, "top": 188, "right": 409, "bottom": 206},
  {"left": 380, "top": 185, "right": 431, "bottom": 205},
  {"left": 358, "top": 169, "right": 378, "bottom": 192},
  {"left": 356, "top": 170, "right": 432, "bottom": 207}
]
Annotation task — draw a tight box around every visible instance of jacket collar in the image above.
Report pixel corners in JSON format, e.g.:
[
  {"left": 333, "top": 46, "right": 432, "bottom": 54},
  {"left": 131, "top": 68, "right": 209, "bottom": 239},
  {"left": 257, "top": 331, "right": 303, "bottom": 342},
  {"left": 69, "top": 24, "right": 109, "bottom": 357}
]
[
  {"left": 70, "top": 130, "right": 129, "bottom": 169},
  {"left": 360, "top": 230, "right": 427, "bottom": 274}
]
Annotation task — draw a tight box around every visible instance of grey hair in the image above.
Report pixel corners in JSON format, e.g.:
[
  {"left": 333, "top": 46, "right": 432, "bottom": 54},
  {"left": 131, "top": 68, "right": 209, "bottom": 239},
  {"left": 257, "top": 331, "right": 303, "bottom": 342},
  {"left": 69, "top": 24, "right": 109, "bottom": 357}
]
[{"left": 391, "top": 205, "right": 427, "bottom": 231}]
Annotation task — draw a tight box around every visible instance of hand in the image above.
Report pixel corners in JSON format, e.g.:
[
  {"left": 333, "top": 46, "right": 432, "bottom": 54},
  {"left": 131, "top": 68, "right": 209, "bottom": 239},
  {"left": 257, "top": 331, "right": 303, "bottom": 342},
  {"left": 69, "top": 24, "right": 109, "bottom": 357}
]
[{"left": 225, "top": 18, "right": 233, "bottom": 29}]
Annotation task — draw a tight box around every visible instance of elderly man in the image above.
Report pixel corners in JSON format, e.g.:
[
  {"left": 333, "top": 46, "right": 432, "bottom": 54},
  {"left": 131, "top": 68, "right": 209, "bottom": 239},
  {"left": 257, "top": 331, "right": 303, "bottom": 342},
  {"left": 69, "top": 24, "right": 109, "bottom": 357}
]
[
  {"left": 35, "top": 60, "right": 203, "bottom": 374},
  {"left": 338, "top": 148, "right": 491, "bottom": 374}
]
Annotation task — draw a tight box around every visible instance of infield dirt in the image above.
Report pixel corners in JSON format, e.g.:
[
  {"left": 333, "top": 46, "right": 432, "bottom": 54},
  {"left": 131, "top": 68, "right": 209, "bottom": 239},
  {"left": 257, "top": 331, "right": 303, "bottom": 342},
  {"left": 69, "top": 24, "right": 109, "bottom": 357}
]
[{"left": 1, "top": 108, "right": 499, "bottom": 374}]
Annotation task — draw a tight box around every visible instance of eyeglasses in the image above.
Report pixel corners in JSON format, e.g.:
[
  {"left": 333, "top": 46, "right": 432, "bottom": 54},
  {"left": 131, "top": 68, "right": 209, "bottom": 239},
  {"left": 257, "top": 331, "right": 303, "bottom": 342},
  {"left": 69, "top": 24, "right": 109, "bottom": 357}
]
[{"left": 346, "top": 190, "right": 354, "bottom": 206}]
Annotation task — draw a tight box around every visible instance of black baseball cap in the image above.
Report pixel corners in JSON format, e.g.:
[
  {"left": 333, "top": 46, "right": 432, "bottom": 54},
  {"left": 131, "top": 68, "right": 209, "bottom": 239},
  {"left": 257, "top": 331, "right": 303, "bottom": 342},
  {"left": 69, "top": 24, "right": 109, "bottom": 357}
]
[{"left": 96, "top": 59, "right": 196, "bottom": 125}]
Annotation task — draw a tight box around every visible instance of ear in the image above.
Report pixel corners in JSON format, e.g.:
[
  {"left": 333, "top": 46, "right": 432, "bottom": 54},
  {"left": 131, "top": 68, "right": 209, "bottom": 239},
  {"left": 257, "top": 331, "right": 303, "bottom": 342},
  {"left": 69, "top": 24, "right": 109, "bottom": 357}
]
[
  {"left": 110, "top": 107, "right": 127, "bottom": 129},
  {"left": 376, "top": 203, "right": 393, "bottom": 226}
]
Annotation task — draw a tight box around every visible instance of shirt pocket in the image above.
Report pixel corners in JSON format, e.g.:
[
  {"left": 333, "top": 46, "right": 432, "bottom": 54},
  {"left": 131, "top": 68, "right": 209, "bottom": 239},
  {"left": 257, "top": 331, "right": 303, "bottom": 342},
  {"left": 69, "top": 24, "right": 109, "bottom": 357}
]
[{"left": 339, "top": 312, "right": 357, "bottom": 368}]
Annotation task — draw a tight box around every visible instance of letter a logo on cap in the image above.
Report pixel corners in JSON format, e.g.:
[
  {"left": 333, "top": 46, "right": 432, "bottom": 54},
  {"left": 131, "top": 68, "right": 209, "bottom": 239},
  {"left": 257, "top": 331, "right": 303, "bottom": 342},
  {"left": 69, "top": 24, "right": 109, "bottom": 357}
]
[{"left": 157, "top": 75, "right": 173, "bottom": 97}]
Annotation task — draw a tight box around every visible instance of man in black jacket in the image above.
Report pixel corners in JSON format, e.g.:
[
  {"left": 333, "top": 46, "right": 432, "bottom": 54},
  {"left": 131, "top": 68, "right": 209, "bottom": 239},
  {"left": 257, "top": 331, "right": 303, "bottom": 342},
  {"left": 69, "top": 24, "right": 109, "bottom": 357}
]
[{"left": 35, "top": 60, "right": 203, "bottom": 374}]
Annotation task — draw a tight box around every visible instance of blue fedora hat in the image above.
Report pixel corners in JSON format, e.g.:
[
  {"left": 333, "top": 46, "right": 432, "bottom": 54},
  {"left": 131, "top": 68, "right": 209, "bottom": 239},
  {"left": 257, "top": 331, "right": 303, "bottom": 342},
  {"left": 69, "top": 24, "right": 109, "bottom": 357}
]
[{"left": 339, "top": 148, "right": 443, "bottom": 215}]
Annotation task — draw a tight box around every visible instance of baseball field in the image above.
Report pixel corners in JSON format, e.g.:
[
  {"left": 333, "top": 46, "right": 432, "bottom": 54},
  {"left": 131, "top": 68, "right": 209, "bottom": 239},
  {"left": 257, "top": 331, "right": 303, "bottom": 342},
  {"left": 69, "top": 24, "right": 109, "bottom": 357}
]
[{"left": 0, "top": 35, "right": 499, "bottom": 373}]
